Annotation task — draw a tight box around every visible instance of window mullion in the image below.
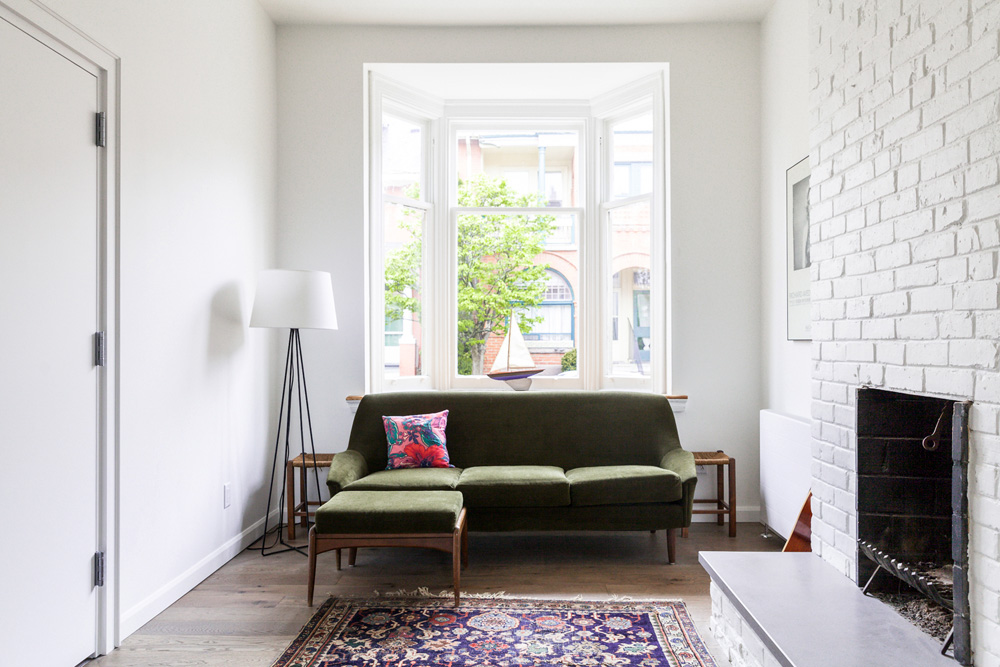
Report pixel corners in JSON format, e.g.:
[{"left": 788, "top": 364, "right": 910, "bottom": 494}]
[
  {"left": 652, "top": 77, "right": 669, "bottom": 394},
  {"left": 367, "top": 78, "right": 384, "bottom": 393},
  {"left": 433, "top": 119, "right": 453, "bottom": 390},
  {"left": 580, "top": 116, "right": 602, "bottom": 390}
]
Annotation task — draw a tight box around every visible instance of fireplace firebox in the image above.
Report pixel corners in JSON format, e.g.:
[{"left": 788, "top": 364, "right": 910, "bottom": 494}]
[{"left": 855, "top": 387, "right": 971, "bottom": 665}]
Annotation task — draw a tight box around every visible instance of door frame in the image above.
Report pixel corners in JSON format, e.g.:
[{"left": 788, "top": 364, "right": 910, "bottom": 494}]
[{"left": 0, "top": 0, "right": 120, "bottom": 654}]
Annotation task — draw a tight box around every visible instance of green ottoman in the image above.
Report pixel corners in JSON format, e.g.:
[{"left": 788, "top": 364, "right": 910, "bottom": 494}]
[{"left": 308, "top": 490, "right": 468, "bottom": 606}]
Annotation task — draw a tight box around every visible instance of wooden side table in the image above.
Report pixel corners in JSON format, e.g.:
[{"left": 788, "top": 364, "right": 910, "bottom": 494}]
[
  {"left": 286, "top": 453, "right": 335, "bottom": 540},
  {"left": 683, "top": 450, "right": 736, "bottom": 538}
]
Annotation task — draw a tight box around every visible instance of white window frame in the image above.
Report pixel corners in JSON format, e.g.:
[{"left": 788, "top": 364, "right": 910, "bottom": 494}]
[
  {"left": 446, "top": 116, "right": 587, "bottom": 390},
  {"left": 367, "top": 75, "right": 442, "bottom": 392},
  {"left": 367, "top": 69, "right": 669, "bottom": 394},
  {"left": 593, "top": 74, "right": 669, "bottom": 392}
]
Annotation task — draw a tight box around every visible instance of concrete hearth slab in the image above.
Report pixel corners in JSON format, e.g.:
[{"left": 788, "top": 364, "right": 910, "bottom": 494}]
[{"left": 700, "top": 551, "right": 955, "bottom": 667}]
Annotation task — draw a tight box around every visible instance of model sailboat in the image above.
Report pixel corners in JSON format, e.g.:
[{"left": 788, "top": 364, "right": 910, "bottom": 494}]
[{"left": 486, "top": 315, "right": 543, "bottom": 391}]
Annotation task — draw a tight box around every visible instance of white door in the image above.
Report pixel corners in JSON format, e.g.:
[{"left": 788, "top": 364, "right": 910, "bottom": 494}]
[{"left": 0, "top": 16, "right": 101, "bottom": 665}]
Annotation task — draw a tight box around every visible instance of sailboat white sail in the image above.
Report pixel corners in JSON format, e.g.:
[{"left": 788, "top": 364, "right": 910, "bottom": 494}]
[{"left": 487, "top": 315, "right": 543, "bottom": 390}]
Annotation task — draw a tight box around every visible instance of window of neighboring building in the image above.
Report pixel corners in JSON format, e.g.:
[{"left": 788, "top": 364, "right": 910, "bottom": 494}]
[
  {"left": 525, "top": 270, "right": 575, "bottom": 344},
  {"left": 368, "top": 66, "right": 667, "bottom": 393},
  {"left": 524, "top": 270, "right": 575, "bottom": 342}
]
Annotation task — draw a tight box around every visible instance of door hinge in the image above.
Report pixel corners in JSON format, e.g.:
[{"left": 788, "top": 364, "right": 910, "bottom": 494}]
[
  {"left": 94, "top": 552, "right": 105, "bottom": 587},
  {"left": 94, "top": 331, "right": 106, "bottom": 367},
  {"left": 95, "top": 111, "right": 106, "bottom": 148}
]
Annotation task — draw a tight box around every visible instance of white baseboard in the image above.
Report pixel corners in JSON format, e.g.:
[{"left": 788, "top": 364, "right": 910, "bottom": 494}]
[
  {"left": 119, "top": 508, "right": 280, "bottom": 642},
  {"left": 118, "top": 502, "right": 760, "bottom": 642}
]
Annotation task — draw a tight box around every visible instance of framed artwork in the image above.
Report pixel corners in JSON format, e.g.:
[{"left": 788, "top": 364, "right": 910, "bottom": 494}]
[{"left": 786, "top": 156, "right": 811, "bottom": 340}]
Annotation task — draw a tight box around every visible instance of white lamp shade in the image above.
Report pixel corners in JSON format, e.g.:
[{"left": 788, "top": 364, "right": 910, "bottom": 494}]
[{"left": 250, "top": 270, "right": 338, "bottom": 330}]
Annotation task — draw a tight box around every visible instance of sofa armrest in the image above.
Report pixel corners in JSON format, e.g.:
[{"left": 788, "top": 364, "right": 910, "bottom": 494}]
[
  {"left": 326, "top": 450, "right": 369, "bottom": 496},
  {"left": 660, "top": 448, "right": 697, "bottom": 526},
  {"left": 660, "top": 448, "right": 696, "bottom": 483}
]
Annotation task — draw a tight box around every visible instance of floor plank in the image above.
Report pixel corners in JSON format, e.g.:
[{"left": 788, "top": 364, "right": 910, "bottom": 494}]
[{"left": 93, "top": 524, "right": 782, "bottom": 666}]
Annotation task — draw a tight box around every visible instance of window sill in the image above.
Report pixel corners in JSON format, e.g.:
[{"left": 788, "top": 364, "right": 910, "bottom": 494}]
[{"left": 346, "top": 392, "right": 686, "bottom": 414}]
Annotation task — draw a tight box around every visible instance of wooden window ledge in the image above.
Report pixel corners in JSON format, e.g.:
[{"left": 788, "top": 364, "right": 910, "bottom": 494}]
[{"left": 345, "top": 393, "right": 686, "bottom": 414}]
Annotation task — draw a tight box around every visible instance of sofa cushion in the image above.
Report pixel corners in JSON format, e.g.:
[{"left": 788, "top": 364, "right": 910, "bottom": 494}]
[
  {"left": 344, "top": 467, "right": 463, "bottom": 491},
  {"left": 458, "top": 466, "right": 570, "bottom": 507},
  {"left": 566, "top": 465, "right": 683, "bottom": 506},
  {"left": 315, "top": 490, "right": 463, "bottom": 535}
]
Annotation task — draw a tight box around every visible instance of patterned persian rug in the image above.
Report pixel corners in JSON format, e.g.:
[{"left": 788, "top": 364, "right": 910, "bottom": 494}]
[{"left": 273, "top": 596, "right": 718, "bottom": 666}]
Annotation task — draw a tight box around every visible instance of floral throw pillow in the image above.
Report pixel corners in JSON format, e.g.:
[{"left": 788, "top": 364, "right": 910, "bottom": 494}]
[{"left": 383, "top": 410, "right": 453, "bottom": 470}]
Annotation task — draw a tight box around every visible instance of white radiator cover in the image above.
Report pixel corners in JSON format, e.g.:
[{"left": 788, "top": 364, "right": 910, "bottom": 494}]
[{"left": 759, "top": 410, "right": 811, "bottom": 540}]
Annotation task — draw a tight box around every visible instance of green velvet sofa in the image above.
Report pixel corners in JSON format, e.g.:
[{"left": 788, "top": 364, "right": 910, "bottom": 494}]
[{"left": 326, "top": 391, "right": 696, "bottom": 562}]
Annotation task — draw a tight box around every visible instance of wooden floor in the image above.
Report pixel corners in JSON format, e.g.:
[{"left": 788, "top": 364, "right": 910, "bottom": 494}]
[{"left": 93, "top": 523, "right": 782, "bottom": 666}]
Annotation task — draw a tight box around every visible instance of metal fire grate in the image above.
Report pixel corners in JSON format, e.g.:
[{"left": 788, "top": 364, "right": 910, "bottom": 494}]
[{"left": 858, "top": 540, "right": 953, "bottom": 611}]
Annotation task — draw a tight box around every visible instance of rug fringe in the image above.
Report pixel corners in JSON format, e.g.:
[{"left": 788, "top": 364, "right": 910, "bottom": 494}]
[
  {"left": 318, "top": 589, "right": 681, "bottom": 604},
  {"left": 372, "top": 587, "right": 512, "bottom": 599},
  {"left": 546, "top": 594, "right": 662, "bottom": 603}
]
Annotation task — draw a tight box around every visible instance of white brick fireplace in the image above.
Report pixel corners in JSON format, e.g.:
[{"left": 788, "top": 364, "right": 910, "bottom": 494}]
[{"left": 809, "top": 0, "right": 1000, "bottom": 663}]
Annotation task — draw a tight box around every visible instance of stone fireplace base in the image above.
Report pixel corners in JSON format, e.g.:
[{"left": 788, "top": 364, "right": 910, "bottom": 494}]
[
  {"left": 701, "top": 551, "right": 956, "bottom": 667},
  {"left": 710, "top": 580, "right": 782, "bottom": 667}
]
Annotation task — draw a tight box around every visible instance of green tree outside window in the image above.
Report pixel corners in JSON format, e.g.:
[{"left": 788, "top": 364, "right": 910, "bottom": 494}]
[{"left": 384, "top": 174, "right": 555, "bottom": 375}]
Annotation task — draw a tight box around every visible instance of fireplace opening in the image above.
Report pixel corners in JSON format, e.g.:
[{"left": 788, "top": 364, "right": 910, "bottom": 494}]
[{"left": 855, "top": 387, "right": 971, "bottom": 665}]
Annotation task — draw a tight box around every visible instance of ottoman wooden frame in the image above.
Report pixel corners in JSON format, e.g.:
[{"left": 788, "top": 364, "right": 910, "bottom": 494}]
[{"left": 307, "top": 508, "right": 468, "bottom": 607}]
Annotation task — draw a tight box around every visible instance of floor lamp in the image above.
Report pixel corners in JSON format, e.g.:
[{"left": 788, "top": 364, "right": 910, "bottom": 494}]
[{"left": 250, "top": 269, "right": 338, "bottom": 556}]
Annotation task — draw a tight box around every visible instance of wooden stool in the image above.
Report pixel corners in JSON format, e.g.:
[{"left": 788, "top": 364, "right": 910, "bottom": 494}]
[
  {"left": 683, "top": 450, "right": 736, "bottom": 538},
  {"left": 286, "top": 453, "right": 335, "bottom": 540}
]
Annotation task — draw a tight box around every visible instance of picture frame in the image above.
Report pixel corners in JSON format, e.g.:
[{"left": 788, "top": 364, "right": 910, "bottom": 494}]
[{"left": 786, "top": 156, "right": 811, "bottom": 341}]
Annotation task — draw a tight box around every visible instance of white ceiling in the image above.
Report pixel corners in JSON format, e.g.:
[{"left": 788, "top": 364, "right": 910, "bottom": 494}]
[{"left": 258, "top": 0, "right": 775, "bottom": 26}]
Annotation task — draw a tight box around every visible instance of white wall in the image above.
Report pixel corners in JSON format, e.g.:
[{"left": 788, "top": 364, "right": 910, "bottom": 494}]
[
  {"left": 35, "top": 0, "right": 278, "bottom": 639},
  {"left": 808, "top": 0, "right": 1000, "bottom": 661},
  {"left": 760, "top": 0, "right": 812, "bottom": 418},
  {"left": 276, "top": 24, "right": 764, "bottom": 516}
]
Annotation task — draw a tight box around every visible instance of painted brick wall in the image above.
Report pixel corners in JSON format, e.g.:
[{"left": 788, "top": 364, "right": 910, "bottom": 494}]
[
  {"left": 809, "top": 0, "right": 1000, "bottom": 663},
  {"left": 709, "top": 582, "right": 784, "bottom": 667}
]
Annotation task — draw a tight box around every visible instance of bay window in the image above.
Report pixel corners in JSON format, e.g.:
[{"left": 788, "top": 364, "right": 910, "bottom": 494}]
[{"left": 367, "top": 65, "right": 668, "bottom": 393}]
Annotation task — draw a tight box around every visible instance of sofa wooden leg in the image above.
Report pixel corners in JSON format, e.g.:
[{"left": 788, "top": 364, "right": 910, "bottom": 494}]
[
  {"left": 307, "top": 528, "right": 317, "bottom": 607},
  {"left": 335, "top": 548, "right": 341, "bottom": 571},
  {"left": 452, "top": 529, "right": 462, "bottom": 607},
  {"left": 461, "top": 519, "right": 468, "bottom": 569},
  {"left": 451, "top": 509, "right": 467, "bottom": 606},
  {"left": 666, "top": 528, "right": 676, "bottom": 564}
]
